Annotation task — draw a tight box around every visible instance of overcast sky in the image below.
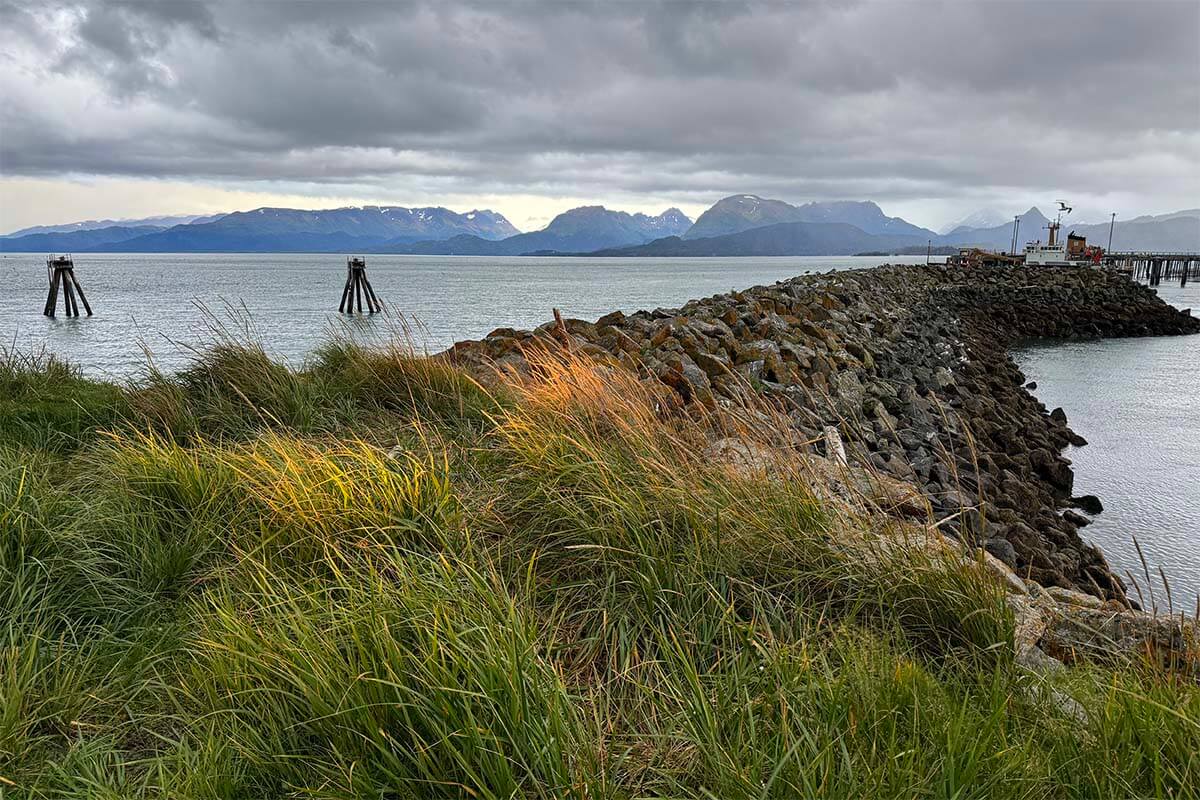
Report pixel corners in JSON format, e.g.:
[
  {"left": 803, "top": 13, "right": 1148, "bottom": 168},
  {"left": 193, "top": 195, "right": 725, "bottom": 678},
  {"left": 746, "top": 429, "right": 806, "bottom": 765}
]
[{"left": 1, "top": 0, "right": 1197, "bottom": 232}]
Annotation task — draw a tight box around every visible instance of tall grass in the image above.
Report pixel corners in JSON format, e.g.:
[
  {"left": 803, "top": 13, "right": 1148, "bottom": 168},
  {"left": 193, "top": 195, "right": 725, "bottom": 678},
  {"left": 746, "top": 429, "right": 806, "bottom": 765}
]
[
  {"left": 0, "top": 347, "right": 126, "bottom": 452},
  {"left": 311, "top": 334, "right": 503, "bottom": 429},
  {"left": 176, "top": 552, "right": 587, "bottom": 798},
  {"left": 132, "top": 341, "right": 352, "bottom": 438},
  {"left": 0, "top": 337, "right": 1196, "bottom": 798},
  {"left": 485, "top": 351, "right": 1011, "bottom": 672}
]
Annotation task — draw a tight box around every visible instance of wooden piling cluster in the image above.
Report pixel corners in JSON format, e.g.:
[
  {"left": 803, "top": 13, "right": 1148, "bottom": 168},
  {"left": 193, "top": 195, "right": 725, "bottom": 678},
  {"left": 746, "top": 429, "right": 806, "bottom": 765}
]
[
  {"left": 1106, "top": 252, "right": 1200, "bottom": 288},
  {"left": 338, "top": 257, "right": 382, "bottom": 314},
  {"left": 43, "top": 256, "right": 92, "bottom": 318},
  {"left": 36, "top": 254, "right": 389, "bottom": 320}
]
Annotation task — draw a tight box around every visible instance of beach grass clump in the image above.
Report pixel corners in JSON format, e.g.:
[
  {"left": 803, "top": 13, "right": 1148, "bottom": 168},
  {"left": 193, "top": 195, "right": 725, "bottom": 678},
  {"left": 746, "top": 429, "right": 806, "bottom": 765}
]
[
  {"left": 133, "top": 341, "right": 352, "bottom": 438},
  {"left": 311, "top": 336, "right": 504, "bottom": 429},
  {"left": 80, "top": 429, "right": 463, "bottom": 598},
  {"left": 621, "top": 625, "right": 1034, "bottom": 797},
  {"left": 0, "top": 447, "right": 186, "bottom": 787},
  {"left": 1, "top": 340, "right": 1198, "bottom": 798},
  {"left": 174, "top": 551, "right": 587, "bottom": 798},
  {"left": 0, "top": 347, "right": 127, "bottom": 452},
  {"left": 1, "top": 451, "right": 91, "bottom": 625}
]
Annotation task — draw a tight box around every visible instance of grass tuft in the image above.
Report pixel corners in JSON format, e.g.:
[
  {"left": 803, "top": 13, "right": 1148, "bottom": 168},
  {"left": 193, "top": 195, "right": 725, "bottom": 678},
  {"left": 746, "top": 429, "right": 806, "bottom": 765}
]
[{"left": 0, "top": 346, "right": 127, "bottom": 452}]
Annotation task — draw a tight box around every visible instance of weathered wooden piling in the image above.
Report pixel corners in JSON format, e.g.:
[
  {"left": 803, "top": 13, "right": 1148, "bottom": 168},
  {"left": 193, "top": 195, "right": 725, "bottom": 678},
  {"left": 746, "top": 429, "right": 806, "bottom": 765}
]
[
  {"left": 43, "top": 256, "right": 92, "bottom": 318},
  {"left": 338, "top": 257, "right": 382, "bottom": 314}
]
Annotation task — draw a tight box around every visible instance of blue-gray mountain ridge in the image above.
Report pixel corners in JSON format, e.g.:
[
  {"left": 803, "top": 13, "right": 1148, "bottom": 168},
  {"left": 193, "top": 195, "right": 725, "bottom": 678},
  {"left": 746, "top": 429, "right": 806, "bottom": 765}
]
[
  {"left": 682, "top": 195, "right": 936, "bottom": 240},
  {"left": 598, "top": 199, "right": 1198, "bottom": 256},
  {"left": 395, "top": 206, "right": 693, "bottom": 255},
  {"left": 2, "top": 196, "right": 1196, "bottom": 255},
  {"left": 0, "top": 205, "right": 691, "bottom": 255},
  {"left": 5, "top": 213, "right": 225, "bottom": 238},
  {"left": 1, "top": 206, "right": 519, "bottom": 254}
]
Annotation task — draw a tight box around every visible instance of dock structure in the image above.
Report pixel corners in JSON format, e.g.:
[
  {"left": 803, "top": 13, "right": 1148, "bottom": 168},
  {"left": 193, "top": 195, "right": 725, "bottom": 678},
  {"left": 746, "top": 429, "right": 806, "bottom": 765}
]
[
  {"left": 43, "top": 255, "right": 92, "bottom": 318},
  {"left": 1105, "top": 252, "right": 1200, "bottom": 287},
  {"left": 338, "top": 257, "right": 382, "bottom": 314}
]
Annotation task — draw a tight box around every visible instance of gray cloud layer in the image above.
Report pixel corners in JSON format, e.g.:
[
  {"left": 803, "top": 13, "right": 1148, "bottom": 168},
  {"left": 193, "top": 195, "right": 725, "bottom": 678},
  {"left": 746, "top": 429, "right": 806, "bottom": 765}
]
[{"left": 2, "top": 0, "right": 1198, "bottom": 218}]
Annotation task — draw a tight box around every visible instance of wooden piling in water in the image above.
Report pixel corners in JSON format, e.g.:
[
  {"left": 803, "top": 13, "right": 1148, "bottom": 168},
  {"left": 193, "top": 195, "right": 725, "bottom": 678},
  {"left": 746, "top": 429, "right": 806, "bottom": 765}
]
[
  {"left": 338, "top": 269, "right": 354, "bottom": 313},
  {"left": 42, "top": 256, "right": 92, "bottom": 318},
  {"left": 338, "top": 257, "right": 382, "bottom": 314}
]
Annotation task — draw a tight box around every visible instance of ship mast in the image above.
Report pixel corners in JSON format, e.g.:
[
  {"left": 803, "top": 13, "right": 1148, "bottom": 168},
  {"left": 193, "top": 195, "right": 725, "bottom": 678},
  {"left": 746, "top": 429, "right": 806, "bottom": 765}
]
[{"left": 1048, "top": 200, "right": 1072, "bottom": 248}]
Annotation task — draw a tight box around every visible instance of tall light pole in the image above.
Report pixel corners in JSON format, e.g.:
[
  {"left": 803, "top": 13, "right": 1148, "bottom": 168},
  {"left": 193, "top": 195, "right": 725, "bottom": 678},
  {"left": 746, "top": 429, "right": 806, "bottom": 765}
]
[
  {"left": 1107, "top": 212, "right": 1116, "bottom": 252},
  {"left": 1011, "top": 215, "right": 1021, "bottom": 256}
]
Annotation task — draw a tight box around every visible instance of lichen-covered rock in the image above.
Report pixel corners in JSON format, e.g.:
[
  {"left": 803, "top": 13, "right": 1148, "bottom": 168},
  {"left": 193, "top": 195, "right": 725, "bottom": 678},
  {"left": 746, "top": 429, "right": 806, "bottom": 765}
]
[
  {"left": 1040, "top": 604, "right": 1198, "bottom": 668},
  {"left": 1007, "top": 582, "right": 1198, "bottom": 673}
]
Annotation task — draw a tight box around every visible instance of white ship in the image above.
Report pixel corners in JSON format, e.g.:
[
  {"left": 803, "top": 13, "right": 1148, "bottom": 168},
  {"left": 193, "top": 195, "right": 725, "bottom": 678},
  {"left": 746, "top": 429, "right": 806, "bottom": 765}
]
[{"left": 1023, "top": 201, "right": 1101, "bottom": 266}]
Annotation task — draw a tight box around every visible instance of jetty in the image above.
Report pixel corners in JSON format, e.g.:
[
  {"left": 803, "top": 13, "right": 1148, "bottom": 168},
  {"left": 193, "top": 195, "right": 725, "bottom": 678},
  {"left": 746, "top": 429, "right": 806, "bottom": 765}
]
[{"left": 449, "top": 264, "right": 1200, "bottom": 602}]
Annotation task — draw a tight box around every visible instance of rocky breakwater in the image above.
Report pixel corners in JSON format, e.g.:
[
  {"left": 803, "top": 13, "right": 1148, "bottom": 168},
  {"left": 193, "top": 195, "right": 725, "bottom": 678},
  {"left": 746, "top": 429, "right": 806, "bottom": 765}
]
[{"left": 449, "top": 264, "right": 1199, "bottom": 607}]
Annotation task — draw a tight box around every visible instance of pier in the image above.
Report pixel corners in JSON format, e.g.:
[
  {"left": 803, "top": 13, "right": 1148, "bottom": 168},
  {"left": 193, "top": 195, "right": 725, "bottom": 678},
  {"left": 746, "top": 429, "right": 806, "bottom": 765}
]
[{"left": 1105, "top": 251, "right": 1200, "bottom": 287}]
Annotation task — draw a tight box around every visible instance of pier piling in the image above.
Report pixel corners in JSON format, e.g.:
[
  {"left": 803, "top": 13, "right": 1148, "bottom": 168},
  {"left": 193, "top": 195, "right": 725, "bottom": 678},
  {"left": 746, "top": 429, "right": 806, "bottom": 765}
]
[
  {"left": 1107, "top": 251, "right": 1200, "bottom": 287},
  {"left": 43, "top": 256, "right": 92, "bottom": 318},
  {"left": 338, "top": 257, "right": 382, "bottom": 314}
]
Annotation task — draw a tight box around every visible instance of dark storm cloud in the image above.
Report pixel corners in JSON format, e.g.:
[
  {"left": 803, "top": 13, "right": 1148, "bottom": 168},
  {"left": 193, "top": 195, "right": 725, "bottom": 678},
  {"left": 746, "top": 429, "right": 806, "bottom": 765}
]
[
  {"left": 1, "top": 0, "right": 1197, "bottom": 211},
  {"left": 51, "top": 0, "right": 219, "bottom": 94}
]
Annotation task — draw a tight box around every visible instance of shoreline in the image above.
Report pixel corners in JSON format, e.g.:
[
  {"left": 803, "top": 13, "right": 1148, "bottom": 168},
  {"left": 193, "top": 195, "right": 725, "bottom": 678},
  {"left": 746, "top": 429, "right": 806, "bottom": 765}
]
[{"left": 449, "top": 263, "right": 1200, "bottom": 602}]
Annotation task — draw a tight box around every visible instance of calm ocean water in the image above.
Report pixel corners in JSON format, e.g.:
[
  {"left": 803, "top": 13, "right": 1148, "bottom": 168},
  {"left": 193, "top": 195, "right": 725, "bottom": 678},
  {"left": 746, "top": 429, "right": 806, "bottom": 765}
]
[
  {"left": 2, "top": 252, "right": 1196, "bottom": 603},
  {"left": 1014, "top": 280, "right": 1200, "bottom": 608},
  {"left": 1, "top": 253, "right": 938, "bottom": 376}
]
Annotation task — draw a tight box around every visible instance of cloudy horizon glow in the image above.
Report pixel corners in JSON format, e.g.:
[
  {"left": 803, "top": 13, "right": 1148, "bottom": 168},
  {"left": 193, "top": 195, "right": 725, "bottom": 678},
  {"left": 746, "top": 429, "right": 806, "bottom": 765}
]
[{"left": 1, "top": 0, "right": 1197, "bottom": 234}]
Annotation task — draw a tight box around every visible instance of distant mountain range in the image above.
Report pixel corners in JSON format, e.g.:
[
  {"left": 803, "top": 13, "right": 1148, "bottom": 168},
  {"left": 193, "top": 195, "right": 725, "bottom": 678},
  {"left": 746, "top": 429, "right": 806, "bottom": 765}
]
[
  {"left": 2, "top": 196, "right": 1195, "bottom": 257},
  {"left": 1054, "top": 211, "right": 1199, "bottom": 252},
  {"left": 0, "top": 204, "right": 689, "bottom": 256},
  {"left": 938, "top": 208, "right": 1012, "bottom": 236},
  {"left": 683, "top": 195, "right": 935, "bottom": 240},
  {"left": 0, "top": 225, "right": 172, "bottom": 252},
  {"left": 939, "top": 207, "right": 1053, "bottom": 251},
  {"left": 0, "top": 206, "right": 519, "bottom": 253},
  {"left": 4, "top": 213, "right": 224, "bottom": 238},
  {"left": 393, "top": 206, "right": 692, "bottom": 255},
  {"left": 594, "top": 199, "right": 1197, "bottom": 257},
  {"left": 591, "top": 221, "right": 928, "bottom": 257},
  {"left": 939, "top": 207, "right": 1200, "bottom": 253}
]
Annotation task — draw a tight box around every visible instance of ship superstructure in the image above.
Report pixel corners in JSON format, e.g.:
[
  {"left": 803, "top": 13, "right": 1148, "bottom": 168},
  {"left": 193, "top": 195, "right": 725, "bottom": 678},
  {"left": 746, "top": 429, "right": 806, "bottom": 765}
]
[{"left": 1023, "top": 201, "right": 1102, "bottom": 266}]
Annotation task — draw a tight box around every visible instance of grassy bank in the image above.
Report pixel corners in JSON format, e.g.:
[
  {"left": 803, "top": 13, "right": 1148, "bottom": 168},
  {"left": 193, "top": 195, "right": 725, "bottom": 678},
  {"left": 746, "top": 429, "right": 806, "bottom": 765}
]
[{"left": 1, "top": 335, "right": 1197, "bottom": 799}]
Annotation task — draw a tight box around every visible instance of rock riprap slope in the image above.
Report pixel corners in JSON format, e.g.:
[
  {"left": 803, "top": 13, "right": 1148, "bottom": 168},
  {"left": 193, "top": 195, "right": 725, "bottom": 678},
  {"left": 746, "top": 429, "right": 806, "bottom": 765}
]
[{"left": 449, "top": 264, "right": 1199, "bottom": 602}]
